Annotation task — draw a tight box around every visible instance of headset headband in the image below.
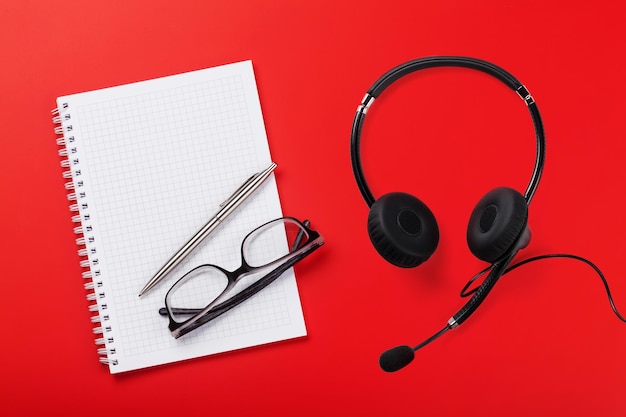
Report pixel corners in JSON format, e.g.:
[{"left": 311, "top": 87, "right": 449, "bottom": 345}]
[{"left": 350, "top": 56, "right": 546, "bottom": 207}]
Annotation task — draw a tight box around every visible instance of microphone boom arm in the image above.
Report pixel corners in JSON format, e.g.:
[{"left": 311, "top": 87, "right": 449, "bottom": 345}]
[{"left": 449, "top": 252, "right": 516, "bottom": 328}]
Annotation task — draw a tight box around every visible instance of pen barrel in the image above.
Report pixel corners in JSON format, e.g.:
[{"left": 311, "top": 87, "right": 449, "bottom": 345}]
[
  {"left": 139, "top": 162, "right": 277, "bottom": 296},
  {"left": 152, "top": 216, "right": 223, "bottom": 283}
]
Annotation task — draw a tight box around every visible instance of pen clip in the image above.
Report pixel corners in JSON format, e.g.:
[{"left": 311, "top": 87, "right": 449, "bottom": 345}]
[
  {"left": 219, "top": 174, "right": 257, "bottom": 208},
  {"left": 219, "top": 162, "right": 277, "bottom": 208}
]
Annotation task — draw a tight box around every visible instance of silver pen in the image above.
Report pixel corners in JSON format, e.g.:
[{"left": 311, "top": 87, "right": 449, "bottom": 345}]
[{"left": 138, "top": 162, "right": 278, "bottom": 297}]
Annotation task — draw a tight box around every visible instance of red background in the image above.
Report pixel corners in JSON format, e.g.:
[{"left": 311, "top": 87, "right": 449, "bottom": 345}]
[{"left": 2, "top": 1, "right": 625, "bottom": 416}]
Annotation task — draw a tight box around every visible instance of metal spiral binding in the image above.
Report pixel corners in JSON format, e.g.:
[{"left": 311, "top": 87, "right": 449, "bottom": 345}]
[{"left": 52, "top": 104, "right": 118, "bottom": 368}]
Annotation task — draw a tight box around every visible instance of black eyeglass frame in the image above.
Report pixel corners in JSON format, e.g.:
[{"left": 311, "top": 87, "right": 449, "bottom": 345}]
[{"left": 162, "top": 217, "right": 323, "bottom": 339}]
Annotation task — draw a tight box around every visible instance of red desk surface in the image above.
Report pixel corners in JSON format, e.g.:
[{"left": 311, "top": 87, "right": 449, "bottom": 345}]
[{"left": 2, "top": 1, "right": 625, "bottom": 416}]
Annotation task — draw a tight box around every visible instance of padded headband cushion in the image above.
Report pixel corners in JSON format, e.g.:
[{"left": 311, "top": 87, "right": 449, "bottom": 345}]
[
  {"left": 467, "top": 187, "right": 528, "bottom": 263},
  {"left": 368, "top": 192, "right": 439, "bottom": 268}
]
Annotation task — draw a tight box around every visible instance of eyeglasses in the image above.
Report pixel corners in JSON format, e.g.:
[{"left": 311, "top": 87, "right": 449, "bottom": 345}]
[{"left": 160, "top": 217, "right": 324, "bottom": 338}]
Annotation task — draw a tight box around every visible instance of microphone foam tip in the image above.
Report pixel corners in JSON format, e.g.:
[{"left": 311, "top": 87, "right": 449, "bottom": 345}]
[{"left": 379, "top": 345, "right": 415, "bottom": 372}]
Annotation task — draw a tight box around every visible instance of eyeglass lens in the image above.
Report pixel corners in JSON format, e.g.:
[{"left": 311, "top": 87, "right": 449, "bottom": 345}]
[
  {"left": 166, "top": 218, "right": 309, "bottom": 325},
  {"left": 243, "top": 218, "right": 309, "bottom": 267}
]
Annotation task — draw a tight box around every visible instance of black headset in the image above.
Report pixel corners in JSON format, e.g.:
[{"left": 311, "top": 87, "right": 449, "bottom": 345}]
[
  {"left": 352, "top": 56, "right": 545, "bottom": 268},
  {"left": 350, "top": 56, "right": 624, "bottom": 373}
]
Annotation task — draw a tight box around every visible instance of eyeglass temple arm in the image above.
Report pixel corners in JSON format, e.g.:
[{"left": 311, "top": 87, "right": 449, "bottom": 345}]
[
  {"left": 161, "top": 240, "right": 323, "bottom": 330},
  {"left": 159, "top": 220, "right": 314, "bottom": 317}
]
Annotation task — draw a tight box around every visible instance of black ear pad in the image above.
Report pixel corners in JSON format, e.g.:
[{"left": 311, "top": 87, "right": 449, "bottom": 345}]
[
  {"left": 467, "top": 187, "right": 528, "bottom": 263},
  {"left": 367, "top": 192, "right": 439, "bottom": 268}
]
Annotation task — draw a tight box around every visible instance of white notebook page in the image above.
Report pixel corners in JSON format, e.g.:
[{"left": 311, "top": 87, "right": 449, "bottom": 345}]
[{"left": 57, "top": 61, "right": 306, "bottom": 373}]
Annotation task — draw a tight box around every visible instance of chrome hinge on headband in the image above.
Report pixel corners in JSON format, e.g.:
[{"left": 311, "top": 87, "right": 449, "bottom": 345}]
[
  {"left": 516, "top": 85, "right": 535, "bottom": 106},
  {"left": 357, "top": 93, "right": 375, "bottom": 114}
]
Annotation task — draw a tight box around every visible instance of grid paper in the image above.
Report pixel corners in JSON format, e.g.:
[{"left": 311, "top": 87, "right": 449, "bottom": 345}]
[{"left": 57, "top": 61, "right": 306, "bottom": 373}]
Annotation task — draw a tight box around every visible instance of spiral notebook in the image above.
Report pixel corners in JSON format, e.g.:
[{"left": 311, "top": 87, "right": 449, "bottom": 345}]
[{"left": 52, "top": 61, "right": 306, "bottom": 373}]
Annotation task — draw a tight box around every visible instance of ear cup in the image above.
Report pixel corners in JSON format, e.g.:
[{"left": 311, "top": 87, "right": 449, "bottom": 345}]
[
  {"left": 467, "top": 187, "right": 528, "bottom": 263},
  {"left": 368, "top": 192, "right": 439, "bottom": 268}
]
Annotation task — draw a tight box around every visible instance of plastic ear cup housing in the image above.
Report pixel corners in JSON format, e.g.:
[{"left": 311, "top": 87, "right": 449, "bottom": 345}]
[
  {"left": 367, "top": 192, "right": 440, "bottom": 268},
  {"left": 467, "top": 187, "right": 528, "bottom": 263}
]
